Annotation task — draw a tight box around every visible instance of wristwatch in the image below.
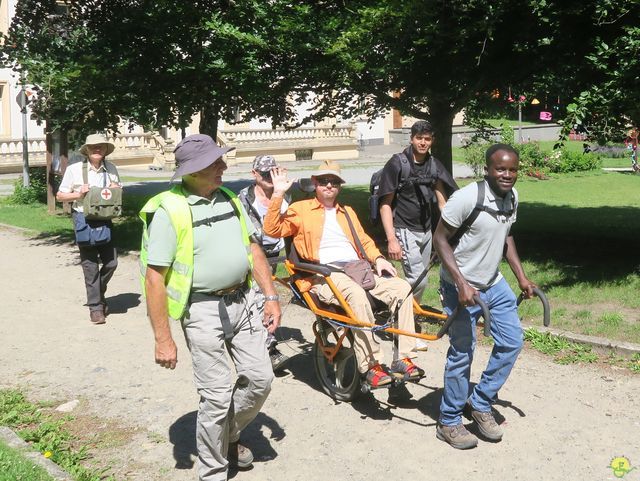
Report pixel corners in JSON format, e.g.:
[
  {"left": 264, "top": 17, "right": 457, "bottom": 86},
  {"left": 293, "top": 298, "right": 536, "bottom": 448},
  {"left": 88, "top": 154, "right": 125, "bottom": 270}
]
[{"left": 264, "top": 295, "right": 279, "bottom": 302}]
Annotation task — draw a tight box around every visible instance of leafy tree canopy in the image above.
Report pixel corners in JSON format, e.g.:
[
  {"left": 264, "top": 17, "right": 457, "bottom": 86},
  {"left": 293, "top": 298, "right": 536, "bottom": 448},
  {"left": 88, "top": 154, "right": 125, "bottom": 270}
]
[
  {"left": 2, "top": 0, "right": 309, "bottom": 143},
  {"left": 2, "top": 0, "right": 637, "bottom": 163},
  {"left": 299, "top": 0, "right": 638, "bottom": 169}
]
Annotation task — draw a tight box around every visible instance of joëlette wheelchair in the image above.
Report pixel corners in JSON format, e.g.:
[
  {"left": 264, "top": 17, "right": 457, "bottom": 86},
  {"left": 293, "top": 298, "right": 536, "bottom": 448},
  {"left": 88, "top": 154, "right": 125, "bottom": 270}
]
[{"left": 272, "top": 242, "right": 551, "bottom": 403}]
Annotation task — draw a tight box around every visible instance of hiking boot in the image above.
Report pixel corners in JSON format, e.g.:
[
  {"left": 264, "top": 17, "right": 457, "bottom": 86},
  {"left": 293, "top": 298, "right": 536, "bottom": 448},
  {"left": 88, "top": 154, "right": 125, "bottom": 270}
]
[
  {"left": 471, "top": 408, "right": 503, "bottom": 441},
  {"left": 389, "top": 357, "right": 424, "bottom": 381},
  {"left": 89, "top": 310, "right": 106, "bottom": 325},
  {"left": 365, "top": 363, "right": 392, "bottom": 388},
  {"left": 270, "top": 347, "right": 290, "bottom": 372},
  {"left": 228, "top": 442, "right": 253, "bottom": 469},
  {"left": 436, "top": 423, "right": 478, "bottom": 450}
]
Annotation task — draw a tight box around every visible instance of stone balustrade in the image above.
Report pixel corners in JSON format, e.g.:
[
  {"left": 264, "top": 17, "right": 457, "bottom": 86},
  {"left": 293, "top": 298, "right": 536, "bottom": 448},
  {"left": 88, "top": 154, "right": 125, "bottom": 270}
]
[
  {"left": 218, "top": 124, "right": 358, "bottom": 165},
  {"left": 0, "top": 124, "right": 358, "bottom": 173},
  {"left": 0, "top": 132, "right": 176, "bottom": 173}
]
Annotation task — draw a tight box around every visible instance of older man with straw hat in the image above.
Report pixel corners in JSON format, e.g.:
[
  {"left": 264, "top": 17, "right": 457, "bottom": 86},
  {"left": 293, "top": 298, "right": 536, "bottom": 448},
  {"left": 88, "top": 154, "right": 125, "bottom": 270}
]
[{"left": 56, "top": 133, "right": 121, "bottom": 325}]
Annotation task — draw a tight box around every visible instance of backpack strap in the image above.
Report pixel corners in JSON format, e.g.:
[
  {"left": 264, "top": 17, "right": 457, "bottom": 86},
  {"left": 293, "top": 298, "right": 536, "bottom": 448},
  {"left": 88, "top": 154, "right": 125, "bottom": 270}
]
[
  {"left": 448, "top": 181, "right": 485, "bottom": 247},
  {"left": 448, "top": 181, "right": 516, "bottom": 247},
  {"left": 396, "top": 151, "right": 411, "bottom": 188}
]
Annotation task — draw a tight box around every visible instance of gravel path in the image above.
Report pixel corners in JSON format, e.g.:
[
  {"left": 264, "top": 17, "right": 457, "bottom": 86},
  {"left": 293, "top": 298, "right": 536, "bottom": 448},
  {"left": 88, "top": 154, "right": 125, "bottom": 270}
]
[{"left": 1, "top": 226, "right": 639, "bottom": 481}]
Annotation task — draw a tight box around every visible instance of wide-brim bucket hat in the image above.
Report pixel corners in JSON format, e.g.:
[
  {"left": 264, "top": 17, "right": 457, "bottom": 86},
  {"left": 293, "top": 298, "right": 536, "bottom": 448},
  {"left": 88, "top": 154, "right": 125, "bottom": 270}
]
[
  {"left": 171, "top": 134, "right": 235, "bottom": 182},
  {"left": 80, "top": 133, "right": 116, "bottom": 157},
  {"left": 311, "top": 160, "right": 346, "bottom": 184}
]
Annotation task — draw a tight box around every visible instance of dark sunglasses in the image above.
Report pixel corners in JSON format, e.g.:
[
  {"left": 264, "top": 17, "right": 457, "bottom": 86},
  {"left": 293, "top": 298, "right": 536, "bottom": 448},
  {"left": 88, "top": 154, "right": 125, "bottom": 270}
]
[
  {"left": 315, "top": 176, "right": 343, "bottom": 187},
  {"left": 259, "top": 171, "right": 272, "bottom": 181}
]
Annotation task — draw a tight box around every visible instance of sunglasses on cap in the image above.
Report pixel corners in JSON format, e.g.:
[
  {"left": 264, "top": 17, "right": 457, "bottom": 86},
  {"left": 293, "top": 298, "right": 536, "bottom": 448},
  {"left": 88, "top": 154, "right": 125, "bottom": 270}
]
[{"left": 315, "top": 176, "right": 343, "bottom": 187}]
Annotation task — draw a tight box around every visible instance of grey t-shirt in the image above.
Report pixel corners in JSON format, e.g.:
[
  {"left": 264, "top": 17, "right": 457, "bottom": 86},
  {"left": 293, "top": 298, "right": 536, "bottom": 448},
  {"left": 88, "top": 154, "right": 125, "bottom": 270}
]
[
  {"left": 440, "top": 180, "right": 518, "bottom": 289},
  {"left": 146, "top": 190, "right": 256, "bottom": 292}
]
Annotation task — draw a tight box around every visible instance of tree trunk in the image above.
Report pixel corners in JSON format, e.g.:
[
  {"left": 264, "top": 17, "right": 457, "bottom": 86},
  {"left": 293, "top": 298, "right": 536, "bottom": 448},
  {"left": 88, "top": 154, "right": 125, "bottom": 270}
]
[
  {"left": 429, "top": 102, "right": 456, "bottom": 175},
  {"left": 199, "top": 103, "right": 220, "bottom": 141}
]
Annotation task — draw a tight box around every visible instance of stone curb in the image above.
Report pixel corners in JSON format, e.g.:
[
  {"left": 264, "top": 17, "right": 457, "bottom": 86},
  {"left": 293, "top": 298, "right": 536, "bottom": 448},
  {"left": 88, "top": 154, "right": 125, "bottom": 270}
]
[
  {"left": 0, "top": 426, "right": 73, "bottom": 481},
  {"left": 523, "top": 323, "right": 640, "bottom": 358}
]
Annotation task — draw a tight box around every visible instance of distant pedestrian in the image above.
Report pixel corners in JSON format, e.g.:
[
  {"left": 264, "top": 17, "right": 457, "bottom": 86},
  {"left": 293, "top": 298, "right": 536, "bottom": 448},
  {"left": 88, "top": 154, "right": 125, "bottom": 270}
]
[
  {"left": 238, "top": 154, "right": 290, "bottom": 372},
  {"left": 433, "top": 143, "right": 536, "bottom": 449},
  {"left": 56, "top": 133, "right": 121, "bottom": 325},
  {"left": 140, "top": 134, "right": 279, "bottom": 480}
]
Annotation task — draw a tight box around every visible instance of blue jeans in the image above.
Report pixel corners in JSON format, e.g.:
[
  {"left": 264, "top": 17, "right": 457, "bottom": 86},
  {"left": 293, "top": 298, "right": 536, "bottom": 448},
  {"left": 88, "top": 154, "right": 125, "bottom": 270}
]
[{"left": 439, "top": 277, "right": 523, "bottom": 426}]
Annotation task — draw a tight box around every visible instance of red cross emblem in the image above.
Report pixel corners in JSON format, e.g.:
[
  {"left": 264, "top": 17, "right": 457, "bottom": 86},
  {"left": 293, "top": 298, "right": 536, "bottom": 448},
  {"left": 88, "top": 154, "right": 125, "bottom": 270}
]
[{"left": 100, "top": 188, "right": 112, "bottom": 200}]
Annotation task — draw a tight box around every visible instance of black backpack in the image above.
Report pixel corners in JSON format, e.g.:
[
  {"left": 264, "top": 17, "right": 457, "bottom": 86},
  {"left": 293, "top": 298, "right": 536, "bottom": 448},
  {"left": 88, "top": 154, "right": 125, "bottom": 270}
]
[{"left": 369, "top": 152, "right": 439, "bottom": 225}]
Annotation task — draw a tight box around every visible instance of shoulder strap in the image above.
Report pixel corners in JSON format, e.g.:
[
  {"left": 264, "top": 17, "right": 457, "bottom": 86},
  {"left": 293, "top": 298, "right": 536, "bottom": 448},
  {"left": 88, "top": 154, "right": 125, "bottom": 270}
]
[
  {"left": 394, "top": 151, "right": 411, "bottom": 188},
  {"left": 342, "top": 208, "right": 369, "bottom": 262},
  {"left": 238, "top": 186, "right": 263, "bottom": 225},
  {"left": 448, "top": 181, "right": 485, "bottom": 247},
  {"left": 82, "top": 160, "right": 88, "bottom": 184},
  {"left": 83, "top": 160, "right": 110, "bottom": 187}
]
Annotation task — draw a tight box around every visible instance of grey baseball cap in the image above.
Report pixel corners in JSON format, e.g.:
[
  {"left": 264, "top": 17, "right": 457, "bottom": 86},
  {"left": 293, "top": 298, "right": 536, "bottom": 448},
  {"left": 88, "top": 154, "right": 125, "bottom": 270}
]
[
  {"left": 252, "top": 155, "right": 277, "bottom": 172},
  {"left": 171, "top": 134, "right": 235, "bottom": 182}
]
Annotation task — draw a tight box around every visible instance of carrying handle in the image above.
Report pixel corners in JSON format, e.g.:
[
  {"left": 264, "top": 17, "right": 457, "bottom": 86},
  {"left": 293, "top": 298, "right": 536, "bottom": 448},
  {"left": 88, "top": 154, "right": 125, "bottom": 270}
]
[
  {"left": 437, "top": 295, "right": 491, "bottom": 338},
  {"left": 517, "top": 287, "right": 551, "bottom": 327}
]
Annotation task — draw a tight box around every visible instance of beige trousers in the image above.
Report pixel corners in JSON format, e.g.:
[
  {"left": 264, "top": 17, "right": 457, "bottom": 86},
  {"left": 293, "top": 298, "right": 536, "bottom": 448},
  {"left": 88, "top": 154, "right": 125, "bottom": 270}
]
[
  {"left": 183, "top": 289, "right": 273, "bottom": 481},
  {"left": 313, "top": 272, "right": 416, "bottom": 373}
]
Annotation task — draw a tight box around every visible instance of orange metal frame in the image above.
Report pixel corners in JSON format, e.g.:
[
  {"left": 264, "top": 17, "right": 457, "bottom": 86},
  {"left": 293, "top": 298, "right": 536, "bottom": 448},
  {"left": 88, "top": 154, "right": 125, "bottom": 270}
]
[{"left": 277, "top": 260, "right": 448, "bottom": 344}]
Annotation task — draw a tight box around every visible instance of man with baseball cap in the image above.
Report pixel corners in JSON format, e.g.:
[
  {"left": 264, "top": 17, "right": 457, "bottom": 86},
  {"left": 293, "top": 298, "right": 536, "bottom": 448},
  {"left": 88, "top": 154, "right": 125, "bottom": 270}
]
[
  {"left": 264, "top": 161, "right": 424, "bottom": 389},
  {"left": 140, "top": 134, "right": 280, "bottom": 480},
  {"left": 238, "top": 154, "right": 291, "bottom": 372}
]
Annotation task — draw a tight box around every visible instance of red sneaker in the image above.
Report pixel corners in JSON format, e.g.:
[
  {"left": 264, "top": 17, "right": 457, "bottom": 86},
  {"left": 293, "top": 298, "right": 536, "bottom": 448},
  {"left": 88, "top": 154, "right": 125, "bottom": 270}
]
[
  {"left": 365, "top": 363, "right": 392, "bottom": 387},
  {"left": 390, "top": 357, "right": 424, "bottom": 380}
]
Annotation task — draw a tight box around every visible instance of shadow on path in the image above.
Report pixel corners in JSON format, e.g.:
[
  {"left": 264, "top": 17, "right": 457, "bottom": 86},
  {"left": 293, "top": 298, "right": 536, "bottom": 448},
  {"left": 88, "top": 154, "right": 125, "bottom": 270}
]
[
  {"left": 169, "top": 410, "right": 285, "bottom": 472},
  {"left": 105, "top": 292, "right": 140, "bottom": 314}
]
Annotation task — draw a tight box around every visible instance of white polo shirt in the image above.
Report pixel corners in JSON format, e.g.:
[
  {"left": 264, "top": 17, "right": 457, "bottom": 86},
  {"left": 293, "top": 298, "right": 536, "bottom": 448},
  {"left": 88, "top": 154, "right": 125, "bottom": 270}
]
[{"left": 58, "top": 159, "right": 121, "bottom": 212}]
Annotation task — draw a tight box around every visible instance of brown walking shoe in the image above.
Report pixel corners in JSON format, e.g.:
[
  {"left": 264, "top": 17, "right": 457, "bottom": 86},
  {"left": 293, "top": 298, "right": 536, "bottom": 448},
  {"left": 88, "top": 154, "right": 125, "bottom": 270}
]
[
  {"left": 89, "top": 310, "right": 106, "bottom": 325},
  {"left": 228, "top": 442, "right": 253, "bottom": 469},
  {"left": 436, "top": 423, "right": 478, "bottom": 450},
  {"left": 471, "top": 409, "right": 503, "bottom": 441}
]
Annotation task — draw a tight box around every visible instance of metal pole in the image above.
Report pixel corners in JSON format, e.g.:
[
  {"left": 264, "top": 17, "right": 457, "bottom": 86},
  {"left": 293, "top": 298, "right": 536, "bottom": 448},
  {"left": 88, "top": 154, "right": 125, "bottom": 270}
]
[
  {"left": 518, "top": 103, "right": 523, "bottom": 144},
  {"left": 20, "top": 83, "right": 29, "bottom": 187}
]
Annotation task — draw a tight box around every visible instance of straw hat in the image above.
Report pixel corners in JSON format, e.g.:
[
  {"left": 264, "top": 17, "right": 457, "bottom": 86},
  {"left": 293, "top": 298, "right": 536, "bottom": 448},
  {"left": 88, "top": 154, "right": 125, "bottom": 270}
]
[
  {"left": 79, "top": 133, "right": 116, "bottom": 157},
  {"left": 311, "top": 160, "right": 346, "bottom": 183}
]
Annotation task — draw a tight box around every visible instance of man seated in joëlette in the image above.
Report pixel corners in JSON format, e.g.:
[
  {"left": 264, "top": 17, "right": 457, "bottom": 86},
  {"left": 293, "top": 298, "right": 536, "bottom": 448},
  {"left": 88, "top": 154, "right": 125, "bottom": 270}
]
[{"left": 263, "top": 160, "right": 424, "bottom": 388}]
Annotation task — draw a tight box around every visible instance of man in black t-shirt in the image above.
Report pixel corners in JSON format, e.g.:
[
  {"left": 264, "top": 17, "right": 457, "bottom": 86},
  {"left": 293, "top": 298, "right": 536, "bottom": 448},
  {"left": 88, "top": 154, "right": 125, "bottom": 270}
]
[{"left": 378, "top": 121, "right": 457, "bottom": 309}]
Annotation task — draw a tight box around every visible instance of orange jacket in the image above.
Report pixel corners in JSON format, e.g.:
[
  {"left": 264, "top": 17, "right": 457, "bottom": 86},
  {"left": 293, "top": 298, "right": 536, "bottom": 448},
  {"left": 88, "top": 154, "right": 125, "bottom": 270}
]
[{"left": 263, "top": 195, "right": 382, "bottom": 264}]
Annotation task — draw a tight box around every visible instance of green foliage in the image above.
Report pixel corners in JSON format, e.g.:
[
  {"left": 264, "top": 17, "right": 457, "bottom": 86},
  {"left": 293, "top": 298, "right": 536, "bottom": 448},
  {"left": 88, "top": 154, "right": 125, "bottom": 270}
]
[
  {"left": 463, "top": 125, "right": 603, "bottom": 176},
  {"left": 10, "top": 168, "right": 47, "bottom": 205},
  {"left": 629, "top": 353, "right": 640, "bottom": 373},
  {"left": 2, "top": 1, "right": 309, "bottom": 139},
  {"left": 523, "top": 328, "right": 598, "bottom": 364},
  {"left": 0, "top": 389, "right": 115, "bottom": 481},
  {"left": 0, "top": 440, "right": 56, "bottom": 481},
  {"left": 461, "top": 141, "right": 487, "bottom": 178},
  {"left": 545, "top": 149, "right": 602, "bottom": 173}
]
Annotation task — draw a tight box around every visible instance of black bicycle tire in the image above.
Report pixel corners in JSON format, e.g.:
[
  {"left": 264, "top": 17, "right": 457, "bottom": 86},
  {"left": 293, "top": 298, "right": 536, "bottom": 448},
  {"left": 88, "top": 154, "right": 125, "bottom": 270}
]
[{"left": 312, "top": 319, "right": 361, "bottom": 402}]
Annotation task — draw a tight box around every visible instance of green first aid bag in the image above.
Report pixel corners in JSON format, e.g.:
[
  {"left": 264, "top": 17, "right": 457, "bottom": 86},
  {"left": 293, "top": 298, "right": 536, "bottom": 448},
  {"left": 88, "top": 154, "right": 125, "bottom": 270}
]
[{"left": 81, "top": 161, "right": 123, "bottom": 220}]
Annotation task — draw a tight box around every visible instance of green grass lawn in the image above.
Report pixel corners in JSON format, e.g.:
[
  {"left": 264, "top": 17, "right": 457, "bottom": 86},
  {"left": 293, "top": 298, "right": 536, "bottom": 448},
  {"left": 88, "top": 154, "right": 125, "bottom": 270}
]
[{"left": 0, "top": 439, "right": 56, "bottom": 481}]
